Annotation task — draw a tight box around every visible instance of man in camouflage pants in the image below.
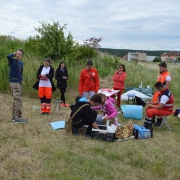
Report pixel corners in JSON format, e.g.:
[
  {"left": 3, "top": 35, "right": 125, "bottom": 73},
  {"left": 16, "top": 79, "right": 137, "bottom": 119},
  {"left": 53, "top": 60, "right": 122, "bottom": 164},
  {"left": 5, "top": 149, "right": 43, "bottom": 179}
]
[{"left": 7, "top": 49, "right": 27, "bottom": 123}]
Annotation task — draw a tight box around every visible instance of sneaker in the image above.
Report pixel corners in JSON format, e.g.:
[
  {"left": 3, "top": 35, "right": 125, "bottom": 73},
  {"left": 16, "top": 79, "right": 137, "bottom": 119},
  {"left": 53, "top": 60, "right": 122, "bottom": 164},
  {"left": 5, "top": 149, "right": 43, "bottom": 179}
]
[
  {"left": 72, "top": 126, "right": 78, "bottom": 135},
  {"left": 64, "top": 103, "right": 70, "bottom": 107},
  {"left": 154, "top": 119, "right": 162, "bottom": 126},
  {"left": 60, "top": 103, "right": 65, "bottom": 107},
  {"left": 12, "top": 117, "right": 15, "bottom": 122},
  {"left": 14, "top": 118, "right": 27, "bottom": 124},
  {"left": 85, "top": 132, "right": 92, "bottom": 137},
  {"left": 41, "top": 112, "right": 46, "bottom": 115},
  {"left": 154, "top": 121, "right": 162, "bottom": 126}
]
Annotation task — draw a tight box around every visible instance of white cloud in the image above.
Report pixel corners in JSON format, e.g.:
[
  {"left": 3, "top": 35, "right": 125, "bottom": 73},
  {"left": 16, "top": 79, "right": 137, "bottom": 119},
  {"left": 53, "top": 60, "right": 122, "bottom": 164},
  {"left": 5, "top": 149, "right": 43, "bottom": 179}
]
[{"left": 0, "top": 0, "right": 180, "bottom": 50}]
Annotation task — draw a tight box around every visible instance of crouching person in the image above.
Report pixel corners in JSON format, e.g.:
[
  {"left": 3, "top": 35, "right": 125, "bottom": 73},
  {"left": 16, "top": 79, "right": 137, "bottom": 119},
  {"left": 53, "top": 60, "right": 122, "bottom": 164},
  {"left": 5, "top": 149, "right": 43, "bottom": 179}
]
[
  {"left": 90, "top": 93, "right": 119, "bottom": 126},
  {"left": 144, "top": 82, "right": 174, "bottom": 128},
  {"left": 70, "top": 95, "right": 101, "bottom": 136}
]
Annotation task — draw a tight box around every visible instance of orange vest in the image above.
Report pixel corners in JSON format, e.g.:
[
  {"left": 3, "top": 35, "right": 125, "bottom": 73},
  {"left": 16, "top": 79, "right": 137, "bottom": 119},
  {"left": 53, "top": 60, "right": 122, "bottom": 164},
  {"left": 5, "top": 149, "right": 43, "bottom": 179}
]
[
  {"left": 157, "top": 70, "right": 171, "bottom": 85},
  {"left": 152, "top": 70, "right": 171, "bottom": 102},
  {"left": 159, "top": 88, "right": 174, "bottom": 111}
]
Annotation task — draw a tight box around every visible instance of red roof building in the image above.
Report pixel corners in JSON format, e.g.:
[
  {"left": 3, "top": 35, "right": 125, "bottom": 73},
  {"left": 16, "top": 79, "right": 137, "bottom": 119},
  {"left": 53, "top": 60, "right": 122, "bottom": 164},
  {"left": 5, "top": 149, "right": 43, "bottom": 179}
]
[{"left": 161, "top": 52, "right": 180, "bottom": 61}]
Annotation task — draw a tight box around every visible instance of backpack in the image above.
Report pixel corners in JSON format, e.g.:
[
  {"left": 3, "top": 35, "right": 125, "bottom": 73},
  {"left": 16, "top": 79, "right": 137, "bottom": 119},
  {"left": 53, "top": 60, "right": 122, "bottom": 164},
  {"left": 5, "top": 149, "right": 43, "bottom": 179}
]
[
  {"left": 133, "top": 96, "right": 146, "bottom": 107},
  {"left": 65, "top": 104, "right": 89, "bottom": 133}
]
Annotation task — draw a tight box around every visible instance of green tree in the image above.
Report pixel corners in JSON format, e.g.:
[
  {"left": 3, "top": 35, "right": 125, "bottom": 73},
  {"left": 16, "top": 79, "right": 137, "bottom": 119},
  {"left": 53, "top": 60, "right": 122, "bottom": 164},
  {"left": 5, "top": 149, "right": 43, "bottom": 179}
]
[
  {"left": 35, "top": 21, "right": 74, "bottom": 60},
  {"left": 67, "top": 43, "right": 97, "bottom": 66},
  {"left": 153, "top": 57, "right": 161, "bottom": 62}
]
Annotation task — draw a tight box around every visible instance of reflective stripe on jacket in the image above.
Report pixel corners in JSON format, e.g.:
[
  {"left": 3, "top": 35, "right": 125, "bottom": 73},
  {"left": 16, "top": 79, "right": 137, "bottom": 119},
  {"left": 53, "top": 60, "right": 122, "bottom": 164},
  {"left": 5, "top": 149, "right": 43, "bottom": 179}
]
[{"left": 159, "top": 88, "right": 174, "bottom": 111}]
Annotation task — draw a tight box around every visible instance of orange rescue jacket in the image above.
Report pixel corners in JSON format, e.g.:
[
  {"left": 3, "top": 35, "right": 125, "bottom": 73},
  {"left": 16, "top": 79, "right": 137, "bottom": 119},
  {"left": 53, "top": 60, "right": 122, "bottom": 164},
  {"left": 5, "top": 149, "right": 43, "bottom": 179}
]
[
  {"left": 112, "top": 71, "right": 126, "bottom": 90},
  {"left": 157, "top": 70, "right": 171, "bottom": 85},
  {"left": 152, "top": 70, "right": 171, "bottom": 102},
  {"left": 159, "top": 88, "right": 174, "bottom": 111},
  {"left": 78, "top": 68, "right": 99, "bottom": 95}
]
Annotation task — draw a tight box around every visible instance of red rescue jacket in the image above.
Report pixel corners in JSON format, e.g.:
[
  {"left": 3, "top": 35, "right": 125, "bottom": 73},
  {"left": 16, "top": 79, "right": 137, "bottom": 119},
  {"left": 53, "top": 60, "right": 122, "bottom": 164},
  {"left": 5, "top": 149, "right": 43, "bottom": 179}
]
[
  {"left": 78, "top": 68, "right": 99, "bottom": 95},
  {"left": 159, "top": 88, "right": 174, "bottom": 111},
  {"left": 112, "top": 71, "right": 126, "bottom": 90}
]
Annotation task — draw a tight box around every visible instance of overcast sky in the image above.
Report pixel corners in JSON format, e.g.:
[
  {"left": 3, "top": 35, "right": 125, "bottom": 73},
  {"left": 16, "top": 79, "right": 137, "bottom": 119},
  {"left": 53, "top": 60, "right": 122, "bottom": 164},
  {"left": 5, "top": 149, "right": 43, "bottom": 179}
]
[{"left": 1, "top": 0, "right": 180, "bottom": 50}]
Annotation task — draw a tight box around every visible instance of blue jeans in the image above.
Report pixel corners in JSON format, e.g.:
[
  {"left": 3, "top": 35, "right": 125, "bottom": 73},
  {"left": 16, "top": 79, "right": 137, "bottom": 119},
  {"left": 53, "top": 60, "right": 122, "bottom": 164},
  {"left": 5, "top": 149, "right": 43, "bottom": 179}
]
[
  {"left": 83, "top": 91, "right": 95, "bottom": 99},
  {"left": 96, "top": 115, "right": 103, "bottom": 125}
]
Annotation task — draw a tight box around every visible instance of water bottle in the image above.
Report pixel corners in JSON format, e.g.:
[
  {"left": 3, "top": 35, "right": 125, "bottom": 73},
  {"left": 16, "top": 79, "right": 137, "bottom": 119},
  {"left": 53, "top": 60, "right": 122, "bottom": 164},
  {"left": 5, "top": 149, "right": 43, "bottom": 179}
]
[{"left": 139, "top": 81, "right": 142, "bottom": 89}]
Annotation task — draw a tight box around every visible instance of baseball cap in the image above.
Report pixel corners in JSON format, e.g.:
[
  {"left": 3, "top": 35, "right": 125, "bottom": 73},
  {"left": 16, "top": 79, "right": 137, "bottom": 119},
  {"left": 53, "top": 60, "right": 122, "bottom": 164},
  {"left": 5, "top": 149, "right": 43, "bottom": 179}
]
[
  {"left": 158, "top": 62, "right": 167, "bottom": 68},
  {"left": 87, "top": 60, "right": 93, "bottom": 65}
]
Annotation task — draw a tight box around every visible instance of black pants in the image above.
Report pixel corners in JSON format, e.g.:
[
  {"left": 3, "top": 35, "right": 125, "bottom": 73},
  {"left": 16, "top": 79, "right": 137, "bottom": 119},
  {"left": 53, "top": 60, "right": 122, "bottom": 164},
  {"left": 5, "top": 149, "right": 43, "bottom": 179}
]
[
  {"left": 59, "top": 88, "right": 66, "bottom": 103},
  {"left": 73, "top": 111, "right": 97, "bottom": 134}
]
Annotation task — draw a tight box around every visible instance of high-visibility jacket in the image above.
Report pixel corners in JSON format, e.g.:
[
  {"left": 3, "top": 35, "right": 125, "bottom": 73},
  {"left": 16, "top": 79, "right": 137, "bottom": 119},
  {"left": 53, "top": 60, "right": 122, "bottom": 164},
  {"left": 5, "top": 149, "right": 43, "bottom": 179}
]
[
  {"left": 112, "top": 71, "right": 126, "bottom": 90},
  {"left": 78, "top": 68, "right": 99, "bottom": 95},
  {"left": 159, "top": 88, "right": 174, "bottom": 111},
  {"left": 152, "top": 70, "right": 171, "bottom": 102},
  {"left": 157, "top": 70, "right": 171, "bottom": 85}
]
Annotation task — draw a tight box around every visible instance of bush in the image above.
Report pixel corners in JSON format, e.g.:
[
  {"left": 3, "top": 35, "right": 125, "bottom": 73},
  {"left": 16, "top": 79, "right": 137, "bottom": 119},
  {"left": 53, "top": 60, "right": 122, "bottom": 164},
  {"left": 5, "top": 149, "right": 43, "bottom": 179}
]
[
  {"left": 34, "top": 21, "right": 74, "bottom": 60},
  {"left": 153, "top": 57, "right": 161, "bottom": 62}
]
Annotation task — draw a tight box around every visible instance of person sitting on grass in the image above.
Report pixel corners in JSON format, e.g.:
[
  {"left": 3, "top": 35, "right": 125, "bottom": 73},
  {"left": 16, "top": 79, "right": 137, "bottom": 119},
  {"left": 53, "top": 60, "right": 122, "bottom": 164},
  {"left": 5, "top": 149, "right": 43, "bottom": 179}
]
[
  {"left": 70, "top": 95, "right": 101, "bottom": 136},
  {"left": 90, "top": 93, "right": 119, "bottom": 126},
  {"left": 144, "top": 82, "right": 174, "bottom": 128}
]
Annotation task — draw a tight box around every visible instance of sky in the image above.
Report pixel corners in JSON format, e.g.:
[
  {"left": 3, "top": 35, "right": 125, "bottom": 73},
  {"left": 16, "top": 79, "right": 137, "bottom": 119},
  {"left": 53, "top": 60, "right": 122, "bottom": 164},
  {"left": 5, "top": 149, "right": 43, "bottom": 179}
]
[{"left": 0, "top": 0, "right": 180, "bottom": 51}]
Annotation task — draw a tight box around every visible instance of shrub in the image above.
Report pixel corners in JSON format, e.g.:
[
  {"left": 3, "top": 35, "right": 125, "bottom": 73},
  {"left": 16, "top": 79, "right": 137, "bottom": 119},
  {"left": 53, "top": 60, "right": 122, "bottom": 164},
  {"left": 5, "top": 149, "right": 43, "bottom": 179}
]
[{"left": 153, "top": 57, "right": 161, "bottom": 62}]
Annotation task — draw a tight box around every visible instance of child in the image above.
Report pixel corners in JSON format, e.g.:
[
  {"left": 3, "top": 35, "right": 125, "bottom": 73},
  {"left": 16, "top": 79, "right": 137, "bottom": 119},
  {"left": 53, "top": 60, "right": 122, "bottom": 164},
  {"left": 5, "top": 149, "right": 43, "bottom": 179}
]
[{"left": 90, "top": 93, "right": 119, "bottom": 126}]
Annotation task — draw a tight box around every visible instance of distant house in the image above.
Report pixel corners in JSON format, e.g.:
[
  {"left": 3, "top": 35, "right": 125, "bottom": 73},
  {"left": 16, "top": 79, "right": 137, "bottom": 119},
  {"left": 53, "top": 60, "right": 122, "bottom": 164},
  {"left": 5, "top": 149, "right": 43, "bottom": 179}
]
[
  {"left": 127, "top": 52, "right": 156, "bottom": 61},
  {"left": 161, "top": 52, "right": 180, "bottom": 61}
]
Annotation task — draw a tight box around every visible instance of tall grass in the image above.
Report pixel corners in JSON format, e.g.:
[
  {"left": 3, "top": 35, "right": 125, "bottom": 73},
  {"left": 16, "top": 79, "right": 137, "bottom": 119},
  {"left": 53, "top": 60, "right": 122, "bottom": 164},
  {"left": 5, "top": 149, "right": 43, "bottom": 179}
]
[
  {"left": 0, "top": 54, "right": 180, "bottom": 180},
  {"left": 1, "top": 51, "right": 180, "bottom": 104}
]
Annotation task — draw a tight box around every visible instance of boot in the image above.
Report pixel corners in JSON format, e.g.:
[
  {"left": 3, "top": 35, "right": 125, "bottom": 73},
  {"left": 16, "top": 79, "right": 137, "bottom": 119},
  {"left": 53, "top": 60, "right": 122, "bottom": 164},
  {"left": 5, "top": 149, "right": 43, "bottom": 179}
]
[
  {"left": 152, "top": 116, "right": 155, "bottom": 124},
  {"left": 144, "top": 122, "right": 152, "bottom": 129},
  {"left": 154, "top": 118, "right": 162, "bottom": 126}
]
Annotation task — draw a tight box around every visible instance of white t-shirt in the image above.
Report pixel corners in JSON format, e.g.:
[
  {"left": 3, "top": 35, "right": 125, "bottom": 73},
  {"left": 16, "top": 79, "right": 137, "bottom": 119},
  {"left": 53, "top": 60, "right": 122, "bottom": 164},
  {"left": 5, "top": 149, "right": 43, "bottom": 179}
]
[
  {"left": 166, "top": 76, "right": 171, "bottom": 81},
  {"left": 157, "top": 75, "right": 171, "bottom": 82},
  {"left": 160, "top": 95, "right": 169, "bottom": 104},
  {"left": 39, "top": 66, "right": 52, "bottom": 87}
]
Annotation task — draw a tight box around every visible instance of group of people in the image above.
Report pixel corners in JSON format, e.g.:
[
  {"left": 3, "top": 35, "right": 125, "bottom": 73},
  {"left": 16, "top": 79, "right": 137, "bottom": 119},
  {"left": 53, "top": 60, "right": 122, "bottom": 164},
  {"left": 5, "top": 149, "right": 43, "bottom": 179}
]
[
  {"left": 7, "top": 48, "right": 126, "bottom": 124},
  {"left": 144, "top": 62, "right": 174, "bottom": 129},
  {"left": 7, "top": 48, "right": 174, "bottom": 137}
]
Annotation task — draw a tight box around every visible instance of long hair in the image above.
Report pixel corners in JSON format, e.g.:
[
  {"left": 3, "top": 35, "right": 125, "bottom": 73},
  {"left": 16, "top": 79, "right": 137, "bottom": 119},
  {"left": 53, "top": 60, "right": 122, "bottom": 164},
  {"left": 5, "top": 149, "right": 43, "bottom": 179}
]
[
  {"left": 119, "top": 64, "right": 125, "bottom": 72},
  {"left": 58, "top": 62, "right": 68, "bottom": 74}
]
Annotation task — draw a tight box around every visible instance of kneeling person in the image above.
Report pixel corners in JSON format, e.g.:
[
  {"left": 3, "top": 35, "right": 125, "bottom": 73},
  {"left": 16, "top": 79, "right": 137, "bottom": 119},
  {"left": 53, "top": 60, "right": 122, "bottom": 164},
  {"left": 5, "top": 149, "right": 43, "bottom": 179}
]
[{"left": 70, "top": 95, "right": 101, "bottom": 136}]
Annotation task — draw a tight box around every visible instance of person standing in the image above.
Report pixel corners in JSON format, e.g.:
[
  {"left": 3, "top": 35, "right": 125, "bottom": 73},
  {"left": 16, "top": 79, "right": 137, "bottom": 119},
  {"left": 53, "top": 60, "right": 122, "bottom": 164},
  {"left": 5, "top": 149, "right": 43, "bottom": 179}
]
[
  {"left": 7, "top": 49, "right": 27, "bottom": 123},
  {"left": 78, "top": 60, "right": 99, "bottom": 99},
  {"left": 152, "top": 62, "right": 171, "bottom": 126},
  {"left": 55, "top": 62, "right": 69, "bottom": 107},
  {"left": 112, "top": 64, "right": 126, "bottom": 109},
  {"left": 33, "top": 58, "right": 56, "bottom": 115}
]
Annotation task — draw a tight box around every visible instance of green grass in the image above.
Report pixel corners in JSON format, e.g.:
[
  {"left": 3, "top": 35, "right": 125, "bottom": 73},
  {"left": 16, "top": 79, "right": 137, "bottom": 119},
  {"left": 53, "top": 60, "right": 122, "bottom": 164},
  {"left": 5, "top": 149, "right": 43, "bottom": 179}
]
[
  {"left": 0, "top": 54, "right": 180, "bottom": 179},
  {"left": 1, "top": 88, "right": 180, "bottom": 179}
]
